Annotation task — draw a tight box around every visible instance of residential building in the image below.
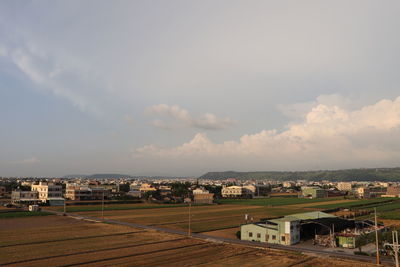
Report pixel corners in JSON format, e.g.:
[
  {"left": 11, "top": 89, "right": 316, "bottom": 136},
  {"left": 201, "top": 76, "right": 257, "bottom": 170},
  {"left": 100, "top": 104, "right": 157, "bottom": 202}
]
[
  {"left": 192, "top": 188, "right": 214, "bottom": 204},
  {"left": 31, "top": 182, "right": 64, "bottom": 206},
  {"left": 65, "top": 185, "right": 111, "bottom": 200},
  {"left": 193, "top": 188, "right": 209, "bottom": 195},
  {"left": 65, "top": 186, "right": 91, "bottom": 200},
  {"left": 11, "top": 190, "right": 39, "bottom": 204},
  {"left": 0, "top": 186, "right": 6, "bottom": 197},
  {"left": 89, "top": 184, "right": 119, "bottom": 193},
  {"left": 193, "top": 193, "right": 214, "bottom": 204},
  {"left": 127, "top": 190, "right": 141, "bottom": 198},
  {"left": 283, "top": 182, "right": 294, "bottom": 188},
  {"left": 243, "top": 185, "right": 256, "bottom": 196},
  {"left": 301, "top": 187, "right": 327, "bottom": 198},
  {"left": 357, "top": 187, "right": 370, "bottom": 198},
  {"left": 337, "top": 182, "right": 352, "bottom": 191},
  {"left": 139, "top": 183, "right": 157, "bottom": 193},
  {"left": 221, "top": 186, "right": 244, "bottom": 198},
  {"left": 386, "top": 186, "right": 400, "bottom": 197},
  {"left": 91, "top": 188, "right": 111, "bottom": 200}
]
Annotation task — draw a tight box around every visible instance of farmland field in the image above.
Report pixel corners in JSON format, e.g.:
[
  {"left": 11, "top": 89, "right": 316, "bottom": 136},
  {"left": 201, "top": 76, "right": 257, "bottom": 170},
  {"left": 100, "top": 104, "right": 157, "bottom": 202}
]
[
  {"left": 0, "top": 211, "right": 53, "bottom": 219},
  {"left": 0, "top": 215, "right": 378, "bottom": 267},
  {"left": 309, "top": 198, "right": 395, "bottom": 209},
  {"left": 54, "top": 197, "right": 400, "bottom": 234},
  {"left": 71, "top": 204, "right": 309, "bottom": 233},
  {"left": 216, "top": 196, "right": 344, "bottom": 206},
  {"left": 47, "top": 203, "right": 191, "bottom": 212}
]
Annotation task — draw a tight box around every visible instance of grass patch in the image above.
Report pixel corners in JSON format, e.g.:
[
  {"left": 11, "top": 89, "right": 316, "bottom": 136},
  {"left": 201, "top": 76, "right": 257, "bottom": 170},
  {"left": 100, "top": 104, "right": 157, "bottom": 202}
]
[
  {"left": 311, "top": 198, "right": 394, "bottom": 209},
  {"left": 0, "top": 211, "right": 53, "bottom": 219},
  {"left": 379, "top": 210, "right": 400, "bottom": 220},
  {"left": 216, "top": 197, "right": 343, "bottom": 206},
  {"left": 60, "top": 203, "right": 199, "bottom": 212}
]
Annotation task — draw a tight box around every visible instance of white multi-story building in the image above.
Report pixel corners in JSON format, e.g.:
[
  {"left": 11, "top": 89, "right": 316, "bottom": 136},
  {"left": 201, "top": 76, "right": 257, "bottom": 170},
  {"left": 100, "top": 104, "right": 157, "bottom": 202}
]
[
  {"left": 193, "top": 188, "right": 209, "bottom": 195},
  {"left": 31, "top": 182, "right": 64, "bottom": 205},
  {"left": 221, "top": 186, "right": 243, "bottom": 198}
]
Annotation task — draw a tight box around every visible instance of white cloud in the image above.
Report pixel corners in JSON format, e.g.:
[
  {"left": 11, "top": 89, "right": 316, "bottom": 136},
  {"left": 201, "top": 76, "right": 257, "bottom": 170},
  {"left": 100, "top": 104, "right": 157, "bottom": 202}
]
[
  {"left": 277, "top": 94, "right": 353, "bottom": 120},
  {"left": 2, "top": 42, "right": 103, "bottom": 115},
  {"left": 149, "top": 119, "right": 171, "bottom": 130},
  {"left": 145, "top": 104, "right": 235, "bottom": 130},
  {"left": 136, "top": 96, "right": 400, "bottom": 170},
  {"left": 8, "top": 157, "right": 40, "bottom": 165}
]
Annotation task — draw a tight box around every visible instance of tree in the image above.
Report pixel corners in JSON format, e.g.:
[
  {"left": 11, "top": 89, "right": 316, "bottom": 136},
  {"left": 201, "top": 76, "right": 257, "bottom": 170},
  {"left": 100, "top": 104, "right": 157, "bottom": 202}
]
[
  {"left": 171, "top": 182, "right": 190, "bottom": 197},
  {"left": 119, "top": 183, "right": 130, "bottom": 193},
  {"left": 356, "top": 232, "right": 372, "bottom": 252}
]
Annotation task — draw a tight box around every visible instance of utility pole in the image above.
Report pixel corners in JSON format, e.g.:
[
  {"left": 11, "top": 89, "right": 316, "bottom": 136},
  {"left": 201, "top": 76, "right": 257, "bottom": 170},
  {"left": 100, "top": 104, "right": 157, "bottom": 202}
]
[
  {"left": 101, "top": 191, "right": 104, "bottom": 220},
  {"left": 374, "top": 208, "right": 381, "bottom": 266},
  {"left": 188, "top": 201, "right": 191, "bottom": 237},
  {"left": 385, "top": 231, "right": 400, "bottom": 267}
]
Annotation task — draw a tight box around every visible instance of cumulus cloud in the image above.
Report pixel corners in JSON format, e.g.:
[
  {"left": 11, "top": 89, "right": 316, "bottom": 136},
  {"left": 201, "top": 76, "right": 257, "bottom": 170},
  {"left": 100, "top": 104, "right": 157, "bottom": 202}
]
[
  {"left": 277, "top": 94, "right": 353, "bottom": 120},
  {"left": 145, "top": 104, "right": 235, "bottom": 130},
  {"left": 149, "top": 119, "right": 171, "bottom": 130},
  {"left": 136, "top": 97, "right": 400, "bottom": 170}
]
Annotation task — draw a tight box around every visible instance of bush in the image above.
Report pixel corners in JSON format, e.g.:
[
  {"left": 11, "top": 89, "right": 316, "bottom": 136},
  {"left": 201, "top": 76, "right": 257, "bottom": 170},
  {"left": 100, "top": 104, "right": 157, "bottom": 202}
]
[
  {"left": 354, "top": 251, "right": 370, "bottom": 256},
  {"left": 236, "top": 231, "right": 241, "bottom": 239}
]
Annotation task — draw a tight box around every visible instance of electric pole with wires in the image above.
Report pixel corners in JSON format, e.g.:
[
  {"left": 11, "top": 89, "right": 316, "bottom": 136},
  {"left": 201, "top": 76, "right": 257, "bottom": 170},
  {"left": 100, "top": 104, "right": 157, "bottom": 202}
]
[{"left": 385, "top": 231, "right": 399, "bottom": 267}]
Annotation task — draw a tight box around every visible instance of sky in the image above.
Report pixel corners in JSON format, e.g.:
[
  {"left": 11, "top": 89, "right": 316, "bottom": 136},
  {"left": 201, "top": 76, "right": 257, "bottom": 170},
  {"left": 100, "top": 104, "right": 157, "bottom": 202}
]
[{"left": 1, "top": 0, "right": 400, "bottom": 177}]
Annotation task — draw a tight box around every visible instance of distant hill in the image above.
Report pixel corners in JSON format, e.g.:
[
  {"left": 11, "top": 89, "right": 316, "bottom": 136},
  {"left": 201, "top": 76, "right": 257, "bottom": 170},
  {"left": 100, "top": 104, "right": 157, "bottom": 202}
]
[
  {"left": 86, "top": 174, "right": 133, "bottom": 179},
  {"left": 199, "top": 168, "right": 400, "bottom": 182},
  {"left": 62, "top": 174, "right": 88, "bottom": 178},
  {"left": 63, "top": 174, "right": 133, "bottom": 179}
]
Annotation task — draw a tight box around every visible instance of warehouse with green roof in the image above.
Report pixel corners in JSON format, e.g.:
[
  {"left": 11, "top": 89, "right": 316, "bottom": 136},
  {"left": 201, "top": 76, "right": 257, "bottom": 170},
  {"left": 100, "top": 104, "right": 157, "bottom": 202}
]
[{"left": 240, "top": 211, "right": 353, "bottom": 245}]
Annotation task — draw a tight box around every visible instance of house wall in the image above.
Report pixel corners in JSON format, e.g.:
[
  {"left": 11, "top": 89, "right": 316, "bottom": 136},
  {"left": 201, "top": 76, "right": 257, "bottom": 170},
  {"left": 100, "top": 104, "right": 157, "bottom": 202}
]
[{"left": 241, "top": 224, "right": 267, "bottom": 242}]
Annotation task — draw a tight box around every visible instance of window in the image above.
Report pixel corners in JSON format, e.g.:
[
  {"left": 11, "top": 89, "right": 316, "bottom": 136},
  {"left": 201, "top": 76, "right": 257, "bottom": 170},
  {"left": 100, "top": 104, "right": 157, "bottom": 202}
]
[
  {"left": 266, "top": 234, "right": 269, "bottom": 241},
  {"left": 281, "top": 236, "right": 285, "bottom": 242},
  {"left": 249, "top": 232, "right": 253, "bottom": 237},
  {"left": 257, "top": 233, "right": 261, "bottom": 238},
  {"left": 272, "top": 235, "right": 276, "bottom": 240}
]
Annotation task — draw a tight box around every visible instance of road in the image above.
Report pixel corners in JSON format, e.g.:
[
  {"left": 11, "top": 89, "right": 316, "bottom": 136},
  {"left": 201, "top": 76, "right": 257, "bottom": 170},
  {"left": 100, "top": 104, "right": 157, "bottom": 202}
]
[{"left": 45, "top": 209, "right": 395, "bottom": 266}]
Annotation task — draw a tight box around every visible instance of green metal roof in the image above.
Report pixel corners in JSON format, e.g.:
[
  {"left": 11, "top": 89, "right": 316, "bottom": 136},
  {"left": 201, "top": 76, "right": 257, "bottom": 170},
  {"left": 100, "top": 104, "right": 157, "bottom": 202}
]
[
  {"left": 268, "top": 211, "right": 336, "bottom": 223},
  {"left": 285, "top": 211, "right": 336, "bottom": 220}
]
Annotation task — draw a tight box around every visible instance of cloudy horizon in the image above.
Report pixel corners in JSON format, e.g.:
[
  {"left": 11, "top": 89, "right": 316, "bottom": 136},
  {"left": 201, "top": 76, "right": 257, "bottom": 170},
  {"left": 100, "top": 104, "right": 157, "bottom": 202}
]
[{"left": 1, "top": 1, "right": 400, "bottom": 177}]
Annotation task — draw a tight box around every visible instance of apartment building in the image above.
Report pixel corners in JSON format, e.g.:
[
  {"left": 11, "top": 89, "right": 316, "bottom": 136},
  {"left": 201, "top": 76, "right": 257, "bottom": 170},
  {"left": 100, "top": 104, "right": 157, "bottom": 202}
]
[
  {"left": 65, "top": 185, "right": 111, "bottom": 200},
  {"left": 31, "top": 182, "right": 64, "bottom": 205},
  {"left": 337, "top": 182, "right": 352, "bottom": 191},
  {"left": 386, "top": 186, "right": 400, "bottom": 197},
  {"left": 139, "top": 183, "right": 157, "bottom": 193},
  {"left": 221, "top": 186, "right": 243, "bottom": 198},
  {"left": 301, "top": 186, "right": 327, "bottom": 198},
  {"left": 11, "top": 190, "right": 39, "bottom": 204},
  {"left": 192, "top": 188, "right": 214, "bottom": 204},
  {"left": 0, "top": 186, "right": 6, "bottom": 197}
]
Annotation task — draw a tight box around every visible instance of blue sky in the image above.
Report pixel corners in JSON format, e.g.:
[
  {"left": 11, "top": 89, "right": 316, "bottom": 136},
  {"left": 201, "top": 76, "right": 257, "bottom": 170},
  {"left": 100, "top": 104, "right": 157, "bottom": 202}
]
[{"left": 1, "top": 1, "right": 400, "bottom": 176}]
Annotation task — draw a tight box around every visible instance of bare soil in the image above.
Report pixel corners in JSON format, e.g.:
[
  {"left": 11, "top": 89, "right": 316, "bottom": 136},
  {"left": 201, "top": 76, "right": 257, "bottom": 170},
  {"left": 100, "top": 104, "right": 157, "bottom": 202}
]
[{"left": 0, "top": 216, "right": 382, "bottom": 267}]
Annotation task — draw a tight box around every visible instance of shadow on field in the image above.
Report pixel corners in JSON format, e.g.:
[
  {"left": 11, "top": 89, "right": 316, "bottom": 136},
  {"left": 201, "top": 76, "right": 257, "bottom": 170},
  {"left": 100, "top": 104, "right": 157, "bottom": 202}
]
[
  {"left": 0, "top": 231, "right": 145, "bottom": 248},
  {"left": 2, "top": 237, "right": 189, "bottom": 266}
]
